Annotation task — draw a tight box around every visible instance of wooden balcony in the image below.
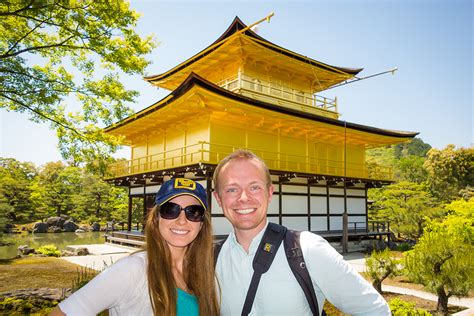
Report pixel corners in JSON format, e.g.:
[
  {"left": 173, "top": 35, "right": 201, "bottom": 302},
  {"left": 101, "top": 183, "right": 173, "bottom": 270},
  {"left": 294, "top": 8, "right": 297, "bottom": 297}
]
[
  {"left": 216, "top": 74, "right": 339, "bottom": 119},
  {"left": 106, "top": 142, "right": 392, "bottom": 181}
]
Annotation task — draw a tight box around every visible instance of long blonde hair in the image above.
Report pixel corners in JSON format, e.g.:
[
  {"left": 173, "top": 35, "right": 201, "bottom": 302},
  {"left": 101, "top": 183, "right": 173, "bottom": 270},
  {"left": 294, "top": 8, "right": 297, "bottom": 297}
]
[{"left": 145, "top": 204, "right": 219, "bottom": 315}]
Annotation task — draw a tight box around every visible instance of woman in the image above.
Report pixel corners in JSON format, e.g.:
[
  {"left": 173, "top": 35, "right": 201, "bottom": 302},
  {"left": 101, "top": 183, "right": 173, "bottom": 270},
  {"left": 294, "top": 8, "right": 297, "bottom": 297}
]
[{"left": 51, "top": 178, "right": 219, "bottom": 315}]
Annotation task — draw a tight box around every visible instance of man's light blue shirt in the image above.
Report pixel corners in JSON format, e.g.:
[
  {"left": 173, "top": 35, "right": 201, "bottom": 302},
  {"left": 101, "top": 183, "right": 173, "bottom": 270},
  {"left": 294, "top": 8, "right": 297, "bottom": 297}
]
[{"left": 216, "top": 221, "right": 390, "bottom": 315}]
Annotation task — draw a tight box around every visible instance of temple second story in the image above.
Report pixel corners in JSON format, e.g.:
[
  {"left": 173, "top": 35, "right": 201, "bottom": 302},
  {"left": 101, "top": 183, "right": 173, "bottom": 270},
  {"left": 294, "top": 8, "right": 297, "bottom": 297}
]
[{"left": 143, "top": 17, "right": 362, "bottom": 120}]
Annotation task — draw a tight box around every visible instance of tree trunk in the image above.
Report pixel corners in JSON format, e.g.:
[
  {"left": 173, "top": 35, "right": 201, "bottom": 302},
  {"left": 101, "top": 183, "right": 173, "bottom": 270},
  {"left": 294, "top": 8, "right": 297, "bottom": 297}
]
[
  {"left": 436, "top": 286, "right": 449, "bottom": 315},
  {"left": 372, "top": 279, "right": 383, "bottom": 294}
]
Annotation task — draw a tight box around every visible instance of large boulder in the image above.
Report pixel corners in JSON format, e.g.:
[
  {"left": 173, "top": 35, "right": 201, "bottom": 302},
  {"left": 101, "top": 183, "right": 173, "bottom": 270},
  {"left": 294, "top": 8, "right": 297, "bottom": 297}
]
[
  {"left": 17, "top": 245, "right": 35, "bottom": 256},
  {"left": 33, "top": 222, "right": 48, "bottom": 233},
  {"left": 91, "top": 222, "right": 100, "bottom": 232},
  {"left": 46, "top": 217, "right": 65, "bottom": 228},
  {"left": 63, "top": 220, "right": 79, "bottom": 232},
  {"left": 74, "top": 247, "right": 89, "bottom": 256},
  {"left": 48, "top": 226, "right": 62, "bottom": 233}
]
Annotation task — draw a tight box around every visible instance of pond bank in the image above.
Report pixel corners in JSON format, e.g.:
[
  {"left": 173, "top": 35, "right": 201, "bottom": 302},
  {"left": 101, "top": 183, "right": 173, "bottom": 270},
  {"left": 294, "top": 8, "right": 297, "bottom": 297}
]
[{"left": 0, "top": 232, "right": 105, "bottom": 259}]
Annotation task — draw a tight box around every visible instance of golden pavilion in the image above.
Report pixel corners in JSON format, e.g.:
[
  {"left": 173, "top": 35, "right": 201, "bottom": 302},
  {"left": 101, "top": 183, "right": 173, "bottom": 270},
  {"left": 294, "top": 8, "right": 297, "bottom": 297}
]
[{"left": 104, "top": 17, "right": 417, "bottom": 242}]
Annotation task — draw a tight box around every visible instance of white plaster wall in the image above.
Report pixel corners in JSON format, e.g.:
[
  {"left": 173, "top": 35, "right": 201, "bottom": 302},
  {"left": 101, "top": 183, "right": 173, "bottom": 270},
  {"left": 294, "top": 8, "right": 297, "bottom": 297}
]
[
  {"left": 145, "top": 185, "right": 160, "bottom": 194},
  {"left": 347, "top": 189, "right": 366, "bottom": 197},
  {"left": 282, "top": 195, "right": 307, "bottom": 214},
  {"left": 311, "top": 217, "right": 328, "bottom": 231},
  {"left": 282, "top": 184, "right": 307, "bottom": 193},
  {"left": 310, "top": 196, "right": 327, "bottom": 214},
  {"left": 310, "top": 186, "right": 326, "bottom": 194},
  {"left": 347, "top": 198, "right": 365, "bottom": 214},
  {"left": 282, "top": 217, "right": 308, "bottom": 231},
  {"left": 130, "top": 187, "right": 145, "bottom": 195},
  {"left": 212, "top": 217, "right": 234, "bottom": 235},
  {"left": 330, "top": 216, "right": 343, "bottom": 230},
  {"left": 268, "top": 196, "right": 279, "bottom": 214},
  {"left": 329, "top": 197, "right": 344, "bottom": 214}
]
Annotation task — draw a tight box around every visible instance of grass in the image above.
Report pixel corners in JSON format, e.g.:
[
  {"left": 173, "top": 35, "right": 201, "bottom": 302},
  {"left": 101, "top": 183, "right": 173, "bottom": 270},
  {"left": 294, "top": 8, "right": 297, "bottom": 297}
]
[
  {"left": 0, "top": 257, "right": 91, "bottom": 292},
  {"left": 0, "top": 257, "right": 469, "bottom": 315}
]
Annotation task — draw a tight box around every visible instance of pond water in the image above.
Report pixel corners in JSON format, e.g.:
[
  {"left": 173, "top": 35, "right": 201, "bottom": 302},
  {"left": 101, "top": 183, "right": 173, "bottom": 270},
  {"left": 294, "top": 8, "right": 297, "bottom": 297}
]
[{"left": 0, "top": 232, "right": 105, "bottom": 260}]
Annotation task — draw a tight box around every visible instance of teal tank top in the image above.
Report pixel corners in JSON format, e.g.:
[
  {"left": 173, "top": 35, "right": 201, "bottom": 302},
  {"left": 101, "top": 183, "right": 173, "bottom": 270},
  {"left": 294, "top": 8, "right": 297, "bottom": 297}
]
[{"left": 177, "top": 288, "right": 199, "bottom": 316}]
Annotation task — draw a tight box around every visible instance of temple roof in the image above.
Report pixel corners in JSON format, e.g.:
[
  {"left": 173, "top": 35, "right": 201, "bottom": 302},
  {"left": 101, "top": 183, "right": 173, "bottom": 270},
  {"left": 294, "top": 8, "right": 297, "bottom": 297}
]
[
  {"left": 144, "top": 17, "right": 363, "bottom": 92},
  {"left": 106, "top": 72, "right": 418, "bottom": 141}
]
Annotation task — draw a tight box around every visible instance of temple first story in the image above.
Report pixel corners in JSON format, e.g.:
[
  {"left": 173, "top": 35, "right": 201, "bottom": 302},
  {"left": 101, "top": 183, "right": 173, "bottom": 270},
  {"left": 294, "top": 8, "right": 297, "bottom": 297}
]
[{"left": 109, "top": 163, "right": 391, "bottom": 244}]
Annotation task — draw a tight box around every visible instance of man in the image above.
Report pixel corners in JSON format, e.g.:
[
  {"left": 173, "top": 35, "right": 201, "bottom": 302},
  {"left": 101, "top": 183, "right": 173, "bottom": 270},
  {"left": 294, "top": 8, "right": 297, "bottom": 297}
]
[{"left": 213, "top": 149, "right": 390, "bottom": 315}]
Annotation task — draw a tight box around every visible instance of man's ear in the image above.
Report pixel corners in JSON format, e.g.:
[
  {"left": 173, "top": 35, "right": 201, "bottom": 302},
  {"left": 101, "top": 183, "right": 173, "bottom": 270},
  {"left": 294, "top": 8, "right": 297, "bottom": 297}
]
[
  {"left": 213, "top": 190, "right": 223, "bottom": 208},
  {"left": 267, "top": 184, "right": 274, "bottom": 203}
]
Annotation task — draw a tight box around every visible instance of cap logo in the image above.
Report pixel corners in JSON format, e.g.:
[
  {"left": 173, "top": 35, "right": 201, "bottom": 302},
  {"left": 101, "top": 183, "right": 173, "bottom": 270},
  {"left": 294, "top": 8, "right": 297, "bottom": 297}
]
[{"left": 174, "top": 178, "right": 196, "bottom": 190}]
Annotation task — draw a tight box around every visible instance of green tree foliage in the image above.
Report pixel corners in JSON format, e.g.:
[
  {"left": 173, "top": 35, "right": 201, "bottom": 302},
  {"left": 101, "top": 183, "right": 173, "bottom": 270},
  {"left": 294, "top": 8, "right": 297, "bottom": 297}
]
[
  {"left": 366, "top": 138, "right": 431, "bottom": 183},
  {"left": 369, "top": 181, "right": 443, "bottom": 240},
  {"left": 365, "top": 249, "right": 402, "bottom": 293},
  {"left": 395, "top": 155, "right": 428, "bottom": 183},
  {"left": 31, "top": 162, "right": 82, "bottom": 217},
  {"left": 394, "top": 138, "right": 431, "bottom": 159},
  {"left": 424, "top": 145, "right": 474, "bottom": 202},
  {"left": 444, "top": 197, "right": 473, "bottom": 220},
  {"left": 0, "top": 158, "right": 128, "bottom": 224},
  {"left": 0, "top": 1, "right": 156, "bottom": 163},
  {"left": 405, "top": 202, "right": 474, "bottom": 315},
  {"left": 72, "top": 172, "right": 128, "bottom": 222},
  {"left": 0, "top": 158, "right": 37, "bottom": 222}
]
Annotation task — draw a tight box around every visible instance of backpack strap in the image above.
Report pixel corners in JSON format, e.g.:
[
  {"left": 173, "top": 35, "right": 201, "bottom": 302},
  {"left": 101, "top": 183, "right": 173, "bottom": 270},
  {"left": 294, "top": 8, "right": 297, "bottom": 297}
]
[
  {"left": 241, "top": 222, "right": 287, "bottom": 316},
  {"left": 284, "top": 230, "right": 322, "bottom": 316}
]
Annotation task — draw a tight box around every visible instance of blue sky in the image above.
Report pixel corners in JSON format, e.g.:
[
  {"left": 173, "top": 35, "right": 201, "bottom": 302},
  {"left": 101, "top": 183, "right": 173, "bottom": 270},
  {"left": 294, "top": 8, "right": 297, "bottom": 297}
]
[{"left": 1, "top": 0, "right": 472, "bottom": 166}]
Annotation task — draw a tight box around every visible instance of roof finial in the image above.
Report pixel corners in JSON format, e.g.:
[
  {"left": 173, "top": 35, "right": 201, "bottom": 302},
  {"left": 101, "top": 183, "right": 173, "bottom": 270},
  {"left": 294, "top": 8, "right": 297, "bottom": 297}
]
[{"left": 245, "top": 12, "right": 275, "bottom": 33}]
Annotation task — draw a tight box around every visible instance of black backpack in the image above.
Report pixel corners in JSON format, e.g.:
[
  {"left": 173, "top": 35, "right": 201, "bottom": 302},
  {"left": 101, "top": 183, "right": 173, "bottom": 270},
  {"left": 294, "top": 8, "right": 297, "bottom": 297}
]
[{"left": 214, "top": 222, "right": 325, "bottom": 316}]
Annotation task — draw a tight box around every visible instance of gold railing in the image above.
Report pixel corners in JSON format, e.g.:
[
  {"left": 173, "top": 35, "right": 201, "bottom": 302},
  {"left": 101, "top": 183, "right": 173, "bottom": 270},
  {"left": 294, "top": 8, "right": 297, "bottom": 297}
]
[
  {"left": 216, "top": 74, "right": 338, "bottom": 115},
  {"left": 107, "top": 142, "right": 392, "bottom": 181}
]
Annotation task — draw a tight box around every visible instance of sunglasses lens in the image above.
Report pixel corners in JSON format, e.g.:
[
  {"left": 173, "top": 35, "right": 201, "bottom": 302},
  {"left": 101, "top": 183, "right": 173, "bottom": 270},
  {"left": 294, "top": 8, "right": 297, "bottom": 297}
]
[
  {"left": 159, "top": 202, "right": 181, "bottom": 219},
  {"left": 184, "top": 205, "right": 205, "bottom": 222},
  {"left": 159, "top": 202, "right": 205, "bottom": 222}
]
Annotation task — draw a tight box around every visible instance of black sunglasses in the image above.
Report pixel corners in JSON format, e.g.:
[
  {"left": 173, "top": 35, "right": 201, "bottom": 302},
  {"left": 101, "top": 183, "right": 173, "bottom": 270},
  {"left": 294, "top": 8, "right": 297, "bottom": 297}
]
[{"left": 159, "top": 201, "right": 205, "bottom": 222}]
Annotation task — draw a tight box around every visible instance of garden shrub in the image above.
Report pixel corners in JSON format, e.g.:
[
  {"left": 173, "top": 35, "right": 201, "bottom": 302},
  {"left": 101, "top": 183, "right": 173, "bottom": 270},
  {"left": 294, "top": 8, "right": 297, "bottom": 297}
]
[
  {"left": 0, "top": 297, "right": 57, "bottom": 314},
  {"left": 396, "top": 242, "right": 413, "bottom": 252},
  {"left": 389, "top": 298, "right": 431, "bottom": 315},
  {"left": 36, "top": 244, "right": 61, "bottom": 257}
]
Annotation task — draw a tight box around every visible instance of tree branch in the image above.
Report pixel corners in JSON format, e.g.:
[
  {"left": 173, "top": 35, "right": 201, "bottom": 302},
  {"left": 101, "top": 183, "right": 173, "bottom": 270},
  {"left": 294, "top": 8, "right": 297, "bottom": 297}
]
[
  {"left": 0, "top": 68, "right": 75, "bottom": 90},
  {"left": 0, "top": 0, "right": 43, "bottom": 17},
  {"left": 0, "top": 35, "right": 84, "bottom": 59},
  {"left": 3, "top": 14, "right": 53, "bottom": 58}
]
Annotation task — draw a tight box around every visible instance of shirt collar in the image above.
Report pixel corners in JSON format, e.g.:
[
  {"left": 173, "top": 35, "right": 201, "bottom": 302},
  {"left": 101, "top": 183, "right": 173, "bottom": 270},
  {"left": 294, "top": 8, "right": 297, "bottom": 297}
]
[{"left": 228, "top": 221, "right": 269, "bottom": 255}]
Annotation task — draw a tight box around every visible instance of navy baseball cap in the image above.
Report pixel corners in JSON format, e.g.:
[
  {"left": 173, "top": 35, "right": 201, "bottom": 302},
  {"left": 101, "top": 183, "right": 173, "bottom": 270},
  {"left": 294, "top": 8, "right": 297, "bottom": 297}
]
[{"left": 155, "top": 178, "right": 208, "bottom": 210}]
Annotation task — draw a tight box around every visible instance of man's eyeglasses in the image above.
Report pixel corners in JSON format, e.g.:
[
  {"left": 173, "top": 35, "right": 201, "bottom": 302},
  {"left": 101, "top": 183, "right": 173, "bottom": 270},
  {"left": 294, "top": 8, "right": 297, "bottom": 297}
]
[{"left": 159, "top": 202, "right": 205, "bottom": 222}]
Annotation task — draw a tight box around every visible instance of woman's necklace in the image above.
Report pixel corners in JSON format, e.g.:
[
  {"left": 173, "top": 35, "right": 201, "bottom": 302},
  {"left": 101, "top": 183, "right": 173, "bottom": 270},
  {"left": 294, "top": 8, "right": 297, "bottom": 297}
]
[{"left": 173, "top": 267, "right": 190, "bottom": 293}]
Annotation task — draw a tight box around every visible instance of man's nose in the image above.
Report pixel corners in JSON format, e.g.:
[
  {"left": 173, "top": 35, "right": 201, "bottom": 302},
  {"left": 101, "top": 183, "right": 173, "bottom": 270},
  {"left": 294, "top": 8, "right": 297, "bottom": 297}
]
[{"left": 238, "top": 189, "right": 250, "bottom": 202}]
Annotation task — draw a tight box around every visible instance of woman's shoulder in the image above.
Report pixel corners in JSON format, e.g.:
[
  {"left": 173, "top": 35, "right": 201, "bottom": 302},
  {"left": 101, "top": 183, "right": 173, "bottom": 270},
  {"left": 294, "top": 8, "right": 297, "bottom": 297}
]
[{"left": 112, "top": 251, "right": 147, "bottom": 270}]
